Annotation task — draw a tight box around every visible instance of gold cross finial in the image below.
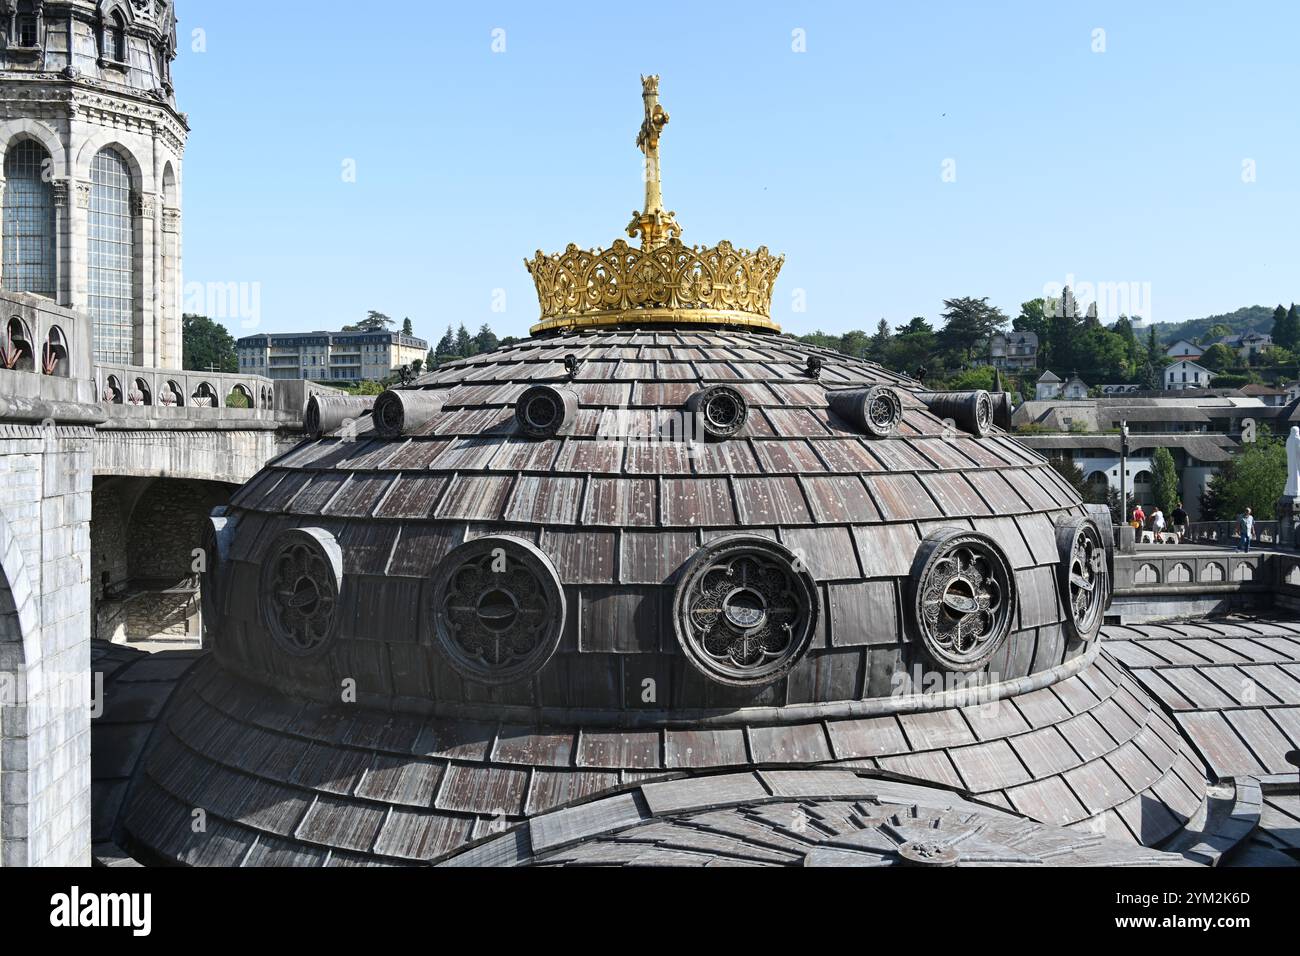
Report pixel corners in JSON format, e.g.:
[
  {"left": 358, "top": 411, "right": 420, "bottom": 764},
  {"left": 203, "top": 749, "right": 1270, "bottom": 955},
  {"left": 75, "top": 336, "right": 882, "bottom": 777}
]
[{"left": 628, "top": 74, "right": 681, "bottom": 248}]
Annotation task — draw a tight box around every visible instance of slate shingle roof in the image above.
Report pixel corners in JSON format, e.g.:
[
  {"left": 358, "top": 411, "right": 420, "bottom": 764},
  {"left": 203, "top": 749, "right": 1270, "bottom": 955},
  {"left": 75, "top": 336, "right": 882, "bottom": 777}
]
[
  {"left": 99, "top": 643, "right": 1211, "bottom": 865},
  {"left": 210, "top": 327, "right": 1095, "bottom": 719},
  {"left": 1105, "top": 618, "right": 1300, "bottom": 779}
]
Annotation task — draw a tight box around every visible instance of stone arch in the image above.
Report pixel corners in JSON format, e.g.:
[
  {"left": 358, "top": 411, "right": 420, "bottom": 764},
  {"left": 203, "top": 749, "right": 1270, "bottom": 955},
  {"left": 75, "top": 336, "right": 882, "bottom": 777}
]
[
  {"left": 191, "top": 381, "right": 216, "bottom": 407},
  {"left": 1168, "top": 562, "right": 1191, "bottom": 584},
  {"left": 120, "top": 478, "right": 231, "bottom": 641},
  {"left": 42, "top": 325, "right": 70, "bottom": 377},
  {"left": 2, "top": 315, "right": 35, "bottom": 372},
  {"left": 129, "top": 376, "right": 151, "bottom": 406},
  {"left": 0, "top": 505, "right": 39, "bottom": 867},
  {"left": 226, "top": 383, "right": 253, "bottom": 408},
  {"left": 73, "top": 133, "right": 146, "bottom": 186},
  {"left": 1084, "top": 470, "right": 1108, "bottom": 486},
  {"left": 0, "top": 120, "right": 68, "bottom": 176},
  {"left": 1135, "top": 563, "right": 1160, "bottom": 586},
  {"left": 160, "top": 379, "right": 183, "bottom": 407},
  {"left": 1202, "top": 561, "right": 1225, "bottom": 583},
  {"left": 102, "top": 373, "right": 123, "bottom": 404},
  {"left": 161, "top": 160, "right": 177, "bottom": 204},
  {"left": 1233, "top": 561, "right": 1254, "bottom": 582}
]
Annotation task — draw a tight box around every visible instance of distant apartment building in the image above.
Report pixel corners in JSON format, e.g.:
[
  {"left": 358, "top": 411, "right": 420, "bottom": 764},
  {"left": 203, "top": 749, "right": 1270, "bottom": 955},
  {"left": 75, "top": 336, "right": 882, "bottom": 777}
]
[
  {"left": 986, "top": 331, "right": 1039, "bottom": 371},
  {"left": 237, "top": 330, "right": 429, "bottom": 383},
  {"left": 1217, "top": 331, "right": 1272, "bottom": 361},
  {"left": 1164, "top": 360, "right": 1214, "bottom": 391}
]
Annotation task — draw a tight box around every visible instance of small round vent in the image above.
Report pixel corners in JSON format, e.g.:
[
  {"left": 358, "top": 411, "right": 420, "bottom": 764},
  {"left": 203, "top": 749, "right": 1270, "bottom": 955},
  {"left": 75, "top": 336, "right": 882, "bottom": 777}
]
[
  {"left": 686, "top": 385, "right": 749, "bottom": 441},
  {"left": 515, "top": 384, "right": 578, "bottom": 438}
]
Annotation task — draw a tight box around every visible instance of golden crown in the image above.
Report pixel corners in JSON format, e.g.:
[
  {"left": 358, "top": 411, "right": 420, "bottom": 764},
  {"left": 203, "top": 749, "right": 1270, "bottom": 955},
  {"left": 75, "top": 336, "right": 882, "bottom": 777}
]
[{"left": 526, "top": 76, "right": 785, "bottom": 334}]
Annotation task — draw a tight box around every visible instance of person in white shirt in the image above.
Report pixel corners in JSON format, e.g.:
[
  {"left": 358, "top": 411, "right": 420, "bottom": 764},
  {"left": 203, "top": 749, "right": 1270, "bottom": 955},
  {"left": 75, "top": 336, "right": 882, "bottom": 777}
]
[{"left": 1151, "top": 508, "right": 1166, "bottom": 535}]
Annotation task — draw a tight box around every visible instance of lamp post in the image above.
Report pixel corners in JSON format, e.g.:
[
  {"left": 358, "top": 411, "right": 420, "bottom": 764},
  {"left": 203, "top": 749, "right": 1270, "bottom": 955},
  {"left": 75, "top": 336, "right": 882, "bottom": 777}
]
[{"left": 1119, "top": 419, "right": 1130, "bottom": 525}]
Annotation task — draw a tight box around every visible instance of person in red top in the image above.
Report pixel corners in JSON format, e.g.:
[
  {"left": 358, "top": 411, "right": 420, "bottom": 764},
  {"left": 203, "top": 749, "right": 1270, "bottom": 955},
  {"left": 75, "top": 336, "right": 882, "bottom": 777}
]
[{"left": 1132, "top": 504, "right": 1146, "bottom": 528}]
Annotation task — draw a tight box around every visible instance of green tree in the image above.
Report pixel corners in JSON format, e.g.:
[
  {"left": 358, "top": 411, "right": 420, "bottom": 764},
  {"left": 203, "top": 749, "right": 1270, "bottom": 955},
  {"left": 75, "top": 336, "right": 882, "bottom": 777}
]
[
  {"left": 401, "top": 317, "right": 414, "bottom": 336},
  {"left": 474, "top": 324, "right": 500, "bottom": 354},
  {"left": 1151, "top": 447, "right": 1179, "bottom": 517},
  {"left": 1200, "top": 343, "right": 1238, "bottom": 372},
  {"left": 343, "top": 379, "right": 386, "bottom": 396},
  {"left": 939, "top": 296, "right": 1008, "bottom": 364},
  {"left": 1200, "top": 426, "right": 1285, "bottom": 520},
  {"left": 1283, "top": 304, "right": 1300, "bottom": 352},
  {"left": 435, "top": 325, "right": 455, "bottom": 355},
  {"left": 343, "top": 310, "right": 394, "bottom": 333},
  {"left": 182, "top": 314, "right": 237, "bottom": 373},
  {"left": 885, "top": 316, "right": 937, "bottom": 377},
  {"left": 1073, "top": 324, "right": 1129, "bottom": 382},
  {"left": 1013, "top": 298, "right": 1049, "bottom": 347},
  {"left": 1112, "top": 315, "right": 1143, "bottom": 373},
  {"left": 865, "top": 320, "right": 891, "bottom": 363},
  {"left": 945, "top": 366, "right": 997, "bottom": 391},
  {"left": 455, "top": 323, "right": 473, "bottom": 357},
  {"left": 1044, "top": 288, "right": 1081, "bottom": 372}
]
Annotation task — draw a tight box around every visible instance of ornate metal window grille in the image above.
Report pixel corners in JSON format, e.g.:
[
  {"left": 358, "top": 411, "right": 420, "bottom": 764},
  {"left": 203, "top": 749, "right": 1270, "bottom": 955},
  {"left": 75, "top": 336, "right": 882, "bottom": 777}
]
[
  {"left": 909, "top": 529, "right": 1017, "bottom": 672},
  {"left": 430, "top": 536, "right": 566, "bottom": 685},
  {"left": 673, "top": 535, "right": 818, "bottom": 686}
]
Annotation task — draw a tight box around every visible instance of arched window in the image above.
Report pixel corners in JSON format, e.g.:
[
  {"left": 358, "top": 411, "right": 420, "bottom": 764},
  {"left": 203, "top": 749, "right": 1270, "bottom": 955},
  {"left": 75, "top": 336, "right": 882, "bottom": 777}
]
[
  {"left": 109, "top": 11, "right": 126, "bottom": 62},
  {"left": 88, "top": 147, "right": 134, "bottom": 364},
  {"left": 103, "top": 374, "right": 124, "bottom": 404},
  {"left": 42, "top": 326, "right": 69, "bottom": 377},
  {"left": 2, "top": 140, "right": 56, "bottom": 299},
  {"left": 16, "top": 1, "right": 40, "bottom": 48},
  {"left": 129, "top": 377, "right": 151, "bottom": 406},
  {"left": 161, "top": 380, "right": 182, "bottom": 407},
  {"left": 1, "top": 317, "right": 34, "bottom": 371}
]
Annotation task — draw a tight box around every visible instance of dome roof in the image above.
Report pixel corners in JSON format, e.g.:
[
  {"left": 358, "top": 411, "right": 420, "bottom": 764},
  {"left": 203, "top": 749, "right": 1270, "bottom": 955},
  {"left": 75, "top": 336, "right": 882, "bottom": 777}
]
[
  {"left": 212, "top": 324, "right": 1105, "bottom": 720},
  {"left": 99, "top": 76, "right": 1215, "bottom": 866}
]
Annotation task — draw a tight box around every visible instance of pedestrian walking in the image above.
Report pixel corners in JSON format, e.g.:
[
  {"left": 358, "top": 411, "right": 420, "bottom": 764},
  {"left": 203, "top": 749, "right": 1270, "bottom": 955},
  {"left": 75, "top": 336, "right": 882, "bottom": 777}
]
[
  {"left": 1171, "top": 501, "right": 1189, "bottom": 539},
  {"left": 1238, "top": 507, "right": 1254, "bottom": 553}
]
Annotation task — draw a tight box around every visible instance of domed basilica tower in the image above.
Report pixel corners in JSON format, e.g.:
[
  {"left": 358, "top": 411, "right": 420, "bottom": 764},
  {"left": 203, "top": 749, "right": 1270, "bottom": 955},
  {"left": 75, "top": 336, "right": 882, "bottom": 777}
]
[{"left": 0, "top": 0, "right": 184, "bottom": 368}]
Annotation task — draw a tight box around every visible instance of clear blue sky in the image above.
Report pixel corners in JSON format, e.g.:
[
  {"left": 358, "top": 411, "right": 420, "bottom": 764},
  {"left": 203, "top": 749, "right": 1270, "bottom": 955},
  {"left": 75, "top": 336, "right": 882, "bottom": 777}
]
[{"left": 174, "top": 1, "right": 1300, "bottom": 344}]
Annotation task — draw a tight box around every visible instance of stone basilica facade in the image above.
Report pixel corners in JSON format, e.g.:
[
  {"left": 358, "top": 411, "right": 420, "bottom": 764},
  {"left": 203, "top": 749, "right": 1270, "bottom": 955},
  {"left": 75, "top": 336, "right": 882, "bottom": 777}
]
[{"left": 1, "top": 0, "right": 185, "bottom": 368}]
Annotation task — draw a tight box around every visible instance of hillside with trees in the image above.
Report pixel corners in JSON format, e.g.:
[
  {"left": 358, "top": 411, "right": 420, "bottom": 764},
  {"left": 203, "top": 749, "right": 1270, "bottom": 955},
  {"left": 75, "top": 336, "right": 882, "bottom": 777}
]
[{"left": 797, "top": 293, "right": 1300, "bottom": 399}]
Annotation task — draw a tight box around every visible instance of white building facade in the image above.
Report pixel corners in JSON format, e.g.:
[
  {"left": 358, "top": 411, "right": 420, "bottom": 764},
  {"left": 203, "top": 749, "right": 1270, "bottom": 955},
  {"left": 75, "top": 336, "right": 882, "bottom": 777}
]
[
  {"left": 237, "top": 330, "right": 430, "bottom": 384},
  {"left": 1165, "top": 360, "right": 1214, "bottom": 390},
  {"left": 0, "top": 0, "right": 186, "bottom": 369}
]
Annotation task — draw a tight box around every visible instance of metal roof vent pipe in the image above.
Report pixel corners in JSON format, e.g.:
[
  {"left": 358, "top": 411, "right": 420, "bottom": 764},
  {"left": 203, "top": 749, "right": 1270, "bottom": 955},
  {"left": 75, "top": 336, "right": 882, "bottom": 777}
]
[
  {"left": 915, "top": 389, "right": 996, "bottom": 438},
  {"left": 373, "top": 389, "right": 444, "bottom": 438},
  {"left": 303, "top": 395, "right": 376, "bottom": 437},
  {"left": 827, "top": 385, "right": 904, "bottom": 438}
]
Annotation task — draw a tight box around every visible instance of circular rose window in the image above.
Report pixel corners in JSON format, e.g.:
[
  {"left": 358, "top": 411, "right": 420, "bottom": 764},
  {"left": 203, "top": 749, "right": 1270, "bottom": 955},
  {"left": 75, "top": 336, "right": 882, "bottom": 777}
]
[
  {"left": 430, "top": 536, "right": 566, "bottom": 684},
  {"left": 1056, "top": 515, "right": 1110, "bottom": 642},
  {"left": 673, "top": 536, "right": 818, "bottom": 686},
  {"left": 259, "top": 528, "right": 344, "bottom": 657},
  {"left": 909, "top": 528, "right": 1016, "bottom": 672}
]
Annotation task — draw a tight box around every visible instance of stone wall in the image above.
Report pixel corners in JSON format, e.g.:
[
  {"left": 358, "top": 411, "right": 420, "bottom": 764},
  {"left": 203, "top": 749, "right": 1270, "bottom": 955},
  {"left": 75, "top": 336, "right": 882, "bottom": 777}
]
[{"left": 0, "top": 420, "right": 95, "bottom": 867}]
